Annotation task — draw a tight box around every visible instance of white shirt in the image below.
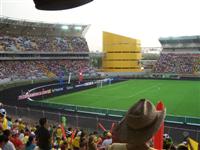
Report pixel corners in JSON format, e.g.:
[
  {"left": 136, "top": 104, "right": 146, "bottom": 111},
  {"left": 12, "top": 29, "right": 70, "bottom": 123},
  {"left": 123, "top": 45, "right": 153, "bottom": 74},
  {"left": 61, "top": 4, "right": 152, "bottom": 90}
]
[
  {"left": 102, "top": 138, "right": 112, "bottom": 147},
  {"left": 3, "top": 141, "right": 16, "bottom": 150}
]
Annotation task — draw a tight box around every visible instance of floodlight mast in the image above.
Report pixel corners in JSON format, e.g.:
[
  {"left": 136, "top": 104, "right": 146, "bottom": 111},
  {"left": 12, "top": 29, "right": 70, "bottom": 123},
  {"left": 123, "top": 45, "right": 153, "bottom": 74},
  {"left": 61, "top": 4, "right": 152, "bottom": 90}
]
[{"left": 61, "top": 26, "right": 69, "bottom": 30}]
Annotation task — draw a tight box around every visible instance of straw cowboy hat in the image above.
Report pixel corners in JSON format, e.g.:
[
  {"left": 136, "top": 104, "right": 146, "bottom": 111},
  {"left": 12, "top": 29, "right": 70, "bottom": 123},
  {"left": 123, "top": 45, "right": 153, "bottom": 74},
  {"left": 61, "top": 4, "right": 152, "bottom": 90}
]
[{"left": 113, "top": 99, "right": 166, "bottom": 145}]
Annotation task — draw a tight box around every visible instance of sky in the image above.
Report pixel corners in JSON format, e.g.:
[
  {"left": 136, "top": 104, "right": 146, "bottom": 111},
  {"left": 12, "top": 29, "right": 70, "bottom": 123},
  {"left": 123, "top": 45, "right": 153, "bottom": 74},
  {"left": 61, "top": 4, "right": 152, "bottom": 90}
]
[{"left": 1, "top": 0, "right": 200, "bottom": 52}]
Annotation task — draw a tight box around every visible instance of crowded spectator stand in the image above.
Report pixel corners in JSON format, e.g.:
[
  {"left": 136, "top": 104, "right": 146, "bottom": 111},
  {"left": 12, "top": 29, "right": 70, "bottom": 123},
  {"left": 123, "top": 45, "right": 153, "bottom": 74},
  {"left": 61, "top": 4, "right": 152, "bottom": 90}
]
[{"left": 0, "top": 17, "right": 97, "bottom": 83}]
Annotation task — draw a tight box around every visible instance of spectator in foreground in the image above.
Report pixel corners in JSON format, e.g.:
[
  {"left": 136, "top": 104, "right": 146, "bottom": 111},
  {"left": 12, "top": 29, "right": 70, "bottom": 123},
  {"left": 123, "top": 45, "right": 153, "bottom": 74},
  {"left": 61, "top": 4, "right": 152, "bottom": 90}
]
[
  {"left": 10, "top": 130, "right": 24, "bottom": 150},
  {"left": 0, "top": 109, "right": 8, "bottom": 131},
  {"left": 0, "top": 134, "right": 4, "bottom": 149},
  {"left": 88, "top": 135, "right": 98, "bottom": 150},
  {"left": 25, "top": 135, "right": 36, "bottom": 150},
  {"left": 3, "top": 129, "right": 16, "bottom": 150},
  {"left": 35, "top": 118, "right": 51, "bottom": 150},
  {"left": 108, "top": 99, "right": 166, "bottom": 150},
  {"left": 101, "top": 132, "right": 112, "bottom": 148},
  {"left": 177, "top": 144, "right": 188, "bottom": 150}
]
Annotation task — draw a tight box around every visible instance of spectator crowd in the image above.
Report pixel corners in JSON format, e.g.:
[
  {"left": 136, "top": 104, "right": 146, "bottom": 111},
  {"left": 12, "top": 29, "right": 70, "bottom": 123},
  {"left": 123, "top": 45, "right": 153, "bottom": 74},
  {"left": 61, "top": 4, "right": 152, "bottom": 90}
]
[
  {"left": 0, "top": 60, "right": 95, "bottom": 81},
  {"left": 154, "top": 53, "right": 200, "bottom": 74},
  {"left": 0, "top": 35, "right": 89, "bottom": 52},
  {"left": 0, "top": 99, "right": 198, "bottom": 150}
]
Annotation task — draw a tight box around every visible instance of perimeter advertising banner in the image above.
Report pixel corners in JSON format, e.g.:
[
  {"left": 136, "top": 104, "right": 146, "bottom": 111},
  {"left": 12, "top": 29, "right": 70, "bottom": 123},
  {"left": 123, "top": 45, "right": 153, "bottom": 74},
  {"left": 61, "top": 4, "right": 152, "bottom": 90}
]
[{"left": 18, "top": 79, "right": 113, "bottom": 100}]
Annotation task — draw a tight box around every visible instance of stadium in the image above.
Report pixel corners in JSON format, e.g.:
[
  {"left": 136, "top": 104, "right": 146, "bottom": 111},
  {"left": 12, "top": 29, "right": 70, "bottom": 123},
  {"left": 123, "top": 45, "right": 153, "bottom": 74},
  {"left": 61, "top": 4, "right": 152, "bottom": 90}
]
[{"left": 0, "top": 15, "right": 200, "bottom": 149}]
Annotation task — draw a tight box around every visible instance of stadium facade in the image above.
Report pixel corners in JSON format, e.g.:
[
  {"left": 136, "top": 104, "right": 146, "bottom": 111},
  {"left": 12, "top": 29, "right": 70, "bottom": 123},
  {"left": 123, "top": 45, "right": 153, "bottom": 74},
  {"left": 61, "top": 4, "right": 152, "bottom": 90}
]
[
  {"left": 102, "top": 32, "right": 142, "bottom": 73},
  {"left": 159, "top": 36, "right": 200, "bottom": 52}
]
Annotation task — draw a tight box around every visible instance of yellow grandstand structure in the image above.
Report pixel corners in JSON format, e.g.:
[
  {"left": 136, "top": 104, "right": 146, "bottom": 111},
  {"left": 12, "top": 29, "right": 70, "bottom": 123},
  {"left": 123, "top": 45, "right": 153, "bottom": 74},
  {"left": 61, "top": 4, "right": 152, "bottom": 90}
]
[{"left": 102, "top": 32, "right": 142, "bottom": 72}]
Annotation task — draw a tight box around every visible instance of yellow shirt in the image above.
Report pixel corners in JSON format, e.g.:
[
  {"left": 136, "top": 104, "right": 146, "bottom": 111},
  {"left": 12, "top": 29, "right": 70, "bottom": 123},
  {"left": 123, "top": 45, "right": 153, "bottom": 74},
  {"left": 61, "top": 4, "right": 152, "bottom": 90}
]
[
  {"left": 22, "top": 135, "right": 29, "bottom": 144},
  {"left": 2, "top": 117, "right": 8, "bottom": 130},
  {"left": 72, "top": 136, "right": 80, "bottom": 148},
  {"left": 67, "top": 137, "right": 73, "bottom": 150},
  {"left": 56, "top": 128, "right": 62, "bottom": 138},
  {"left": 18, "top": 123, "right": 25, "bottom": 131}
]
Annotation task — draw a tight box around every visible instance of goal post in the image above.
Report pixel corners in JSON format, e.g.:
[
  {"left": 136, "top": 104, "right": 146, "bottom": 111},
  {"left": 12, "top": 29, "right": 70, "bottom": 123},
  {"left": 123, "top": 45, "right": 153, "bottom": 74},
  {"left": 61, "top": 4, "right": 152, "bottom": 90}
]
[
  {"left": 96, "top": 80, "right": 103, "bottom": 88},
  {"left": 96, "top": 78, "right": 112, "bottom": 88}
]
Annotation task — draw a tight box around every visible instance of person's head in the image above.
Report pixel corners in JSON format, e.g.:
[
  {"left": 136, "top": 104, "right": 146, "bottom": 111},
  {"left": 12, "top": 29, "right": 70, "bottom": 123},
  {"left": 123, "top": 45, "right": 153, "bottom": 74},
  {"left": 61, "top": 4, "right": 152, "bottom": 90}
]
[
  {"left": 0, "top": 134, "right": 5, "bottom": 148},
  {"left": 80, "top": 137, "right": 88, "bottom": 150},
  {"left": 93, "top": 131, "right": 98, "bottom": 135},
  {"left": 26, "top": 135, "right": 35, "bottom": 147},
  {"left": 0, "top": 109, "right": 6, "bottom": 118},
  {"left": 88, "top": 135, "right": 97, "bottom": 150},
  {"left": 11, "top": 129, "right": 19, "bottom": 137},
  {"left": 62, "top": 141, "right": 68, "bottom": 148},
  {"left": 39, "top": 118, "right": 47, "bottom": 127},
  {"left": 80, "top": 130, "right": 87, "bottom": 138},
  {"left": 28, "top": 135, "right": 34, "bottom": 143},
  {"left": 169, "top": 144, "right": 177, "bottom": 150},
  {"left": 3, "top": 129, "right": 11, "bottom": 142},
  {"left": 0, "top": 109, "right": 6, "bottom": 123},
  {"left": 177, "top": 144, "right": 188, "bottom": 150},
  {"left": 113, "top": 99, "right": 166, "bottom": 147},
  {"left": 163, "top": 134, "right": 173, "bottom": 149},
  {"left": 89, "top": 135, "right": 96, "bottom": 143},
  {"left": 106, "top": 132, "right": 112, "bottom": 139}
]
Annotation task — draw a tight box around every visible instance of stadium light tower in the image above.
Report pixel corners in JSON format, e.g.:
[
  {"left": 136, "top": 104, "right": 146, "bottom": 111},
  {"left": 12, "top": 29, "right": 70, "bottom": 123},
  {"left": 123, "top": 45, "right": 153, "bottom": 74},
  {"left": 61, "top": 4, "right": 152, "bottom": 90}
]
[
  {"left": 74, "top": 26, "right": 82, "bottom": 31},
  {"left": 61, "top": 25, "right": 69, "bottom": 30},
  {"left": 33, "top": 0, "right": 93, "bottom": 10}
]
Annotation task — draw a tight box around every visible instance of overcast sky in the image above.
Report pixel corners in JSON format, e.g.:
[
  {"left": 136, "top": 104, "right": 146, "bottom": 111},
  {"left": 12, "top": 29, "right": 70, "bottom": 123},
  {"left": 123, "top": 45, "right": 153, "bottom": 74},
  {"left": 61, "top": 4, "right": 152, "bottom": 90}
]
[{"left": 1, "top": 0, "right": 200, "bottom": 51}]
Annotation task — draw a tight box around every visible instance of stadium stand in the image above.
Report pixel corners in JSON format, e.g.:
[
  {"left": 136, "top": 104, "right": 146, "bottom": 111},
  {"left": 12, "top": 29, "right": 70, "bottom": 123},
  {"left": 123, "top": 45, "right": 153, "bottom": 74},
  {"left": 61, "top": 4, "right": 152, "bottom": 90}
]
[
  {"left": 154, "top": 53, "right": 200, "bottom": 74},
  {"left": 154, "top": 36, "right": 200, "bottom": 76},
  {"left": 0, "top": 35, "right": 89, "bottom": 52},
  {"left": 0, "top": 17, "right": 96, "bottom": 82},
  {"left": 0, "top": 60, "right": 92, "bottom": 80}
]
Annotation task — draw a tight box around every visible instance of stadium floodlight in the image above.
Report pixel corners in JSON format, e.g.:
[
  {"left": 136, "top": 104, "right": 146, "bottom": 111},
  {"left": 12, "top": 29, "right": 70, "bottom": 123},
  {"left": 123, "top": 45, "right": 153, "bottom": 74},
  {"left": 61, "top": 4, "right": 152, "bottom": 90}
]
[
  {"left": 61, "top": 25, "right": 69, "bottom": 30},
  {"left": 33, "top": 0, "right": 93, "bottom": 10},
  {"left": 74, "top": 26, "right": 82, "bottom": 31}
]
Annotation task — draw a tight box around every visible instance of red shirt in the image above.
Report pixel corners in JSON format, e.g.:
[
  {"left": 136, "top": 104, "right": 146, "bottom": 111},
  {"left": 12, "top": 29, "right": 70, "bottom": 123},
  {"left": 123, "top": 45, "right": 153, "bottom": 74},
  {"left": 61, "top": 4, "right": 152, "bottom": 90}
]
[{"left": 10, "top": 136, "right": 24, "bottom": 149}]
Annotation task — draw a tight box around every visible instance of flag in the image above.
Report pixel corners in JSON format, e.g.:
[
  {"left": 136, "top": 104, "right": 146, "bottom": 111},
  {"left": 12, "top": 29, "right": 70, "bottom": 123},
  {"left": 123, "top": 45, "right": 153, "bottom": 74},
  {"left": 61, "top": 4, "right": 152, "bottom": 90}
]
[
  {"left": 98, "top": 123, "right": 106, "bottom": 132},
  {"left": 154, "top": 101, "right": 165, "bottom": 150},
  {"left": 110, "top": 122, "right": 115, "bottom": 133},
  {"left": 61, "top": 116, "right": 67, "bottom": 127},
  {"left": 68, "top": 72, "right": 72, "bottom": 84},
  {"left": 60, "top": 124, "right": 66, "bottom": 140},
  {"left": 59, "top": 70, "right": 64, "bottom": 85},
  {"left": 70, "top": 129, "right": 77, "bottom": 144},
  {"left": 188, "top": 137, "right": 200, "bottom": 150},
  {"left": 79, "top": 70, "right": 83, "bottom": 82}
]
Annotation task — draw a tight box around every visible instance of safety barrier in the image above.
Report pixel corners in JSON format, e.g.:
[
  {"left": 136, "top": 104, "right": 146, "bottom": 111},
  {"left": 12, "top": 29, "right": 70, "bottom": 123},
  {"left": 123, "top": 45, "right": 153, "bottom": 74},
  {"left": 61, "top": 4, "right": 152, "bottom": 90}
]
[
  {"left": 3, "top": 104, "right": 200, "bottom": 143},
  {"left": 28, "top": 101, "right": 200, "bottom": 125}
]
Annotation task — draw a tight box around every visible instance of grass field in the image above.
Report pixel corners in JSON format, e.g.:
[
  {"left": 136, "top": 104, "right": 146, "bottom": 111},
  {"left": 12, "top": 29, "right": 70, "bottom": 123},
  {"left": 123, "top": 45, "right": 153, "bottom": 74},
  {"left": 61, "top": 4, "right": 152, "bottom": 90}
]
[{"left": 43, "top": 79, "right": 200, "bottom": 117}]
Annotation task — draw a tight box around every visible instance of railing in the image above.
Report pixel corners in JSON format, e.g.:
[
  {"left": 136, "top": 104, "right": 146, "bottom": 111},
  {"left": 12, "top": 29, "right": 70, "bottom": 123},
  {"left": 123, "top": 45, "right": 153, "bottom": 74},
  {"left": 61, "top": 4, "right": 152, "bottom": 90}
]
[
  {"left": 28, "top": 101, "right": 200, "bottom": 125},
  {"left": 3, "top": 105, "right": 200, "bottom": 143}
]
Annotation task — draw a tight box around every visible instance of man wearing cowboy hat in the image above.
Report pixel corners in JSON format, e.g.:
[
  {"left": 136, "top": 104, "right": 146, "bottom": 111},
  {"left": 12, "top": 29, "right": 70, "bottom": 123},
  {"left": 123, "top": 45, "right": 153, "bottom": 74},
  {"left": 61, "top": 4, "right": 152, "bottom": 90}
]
[{"left": 107, "top": 99, "right": 166, "bottom": 150}]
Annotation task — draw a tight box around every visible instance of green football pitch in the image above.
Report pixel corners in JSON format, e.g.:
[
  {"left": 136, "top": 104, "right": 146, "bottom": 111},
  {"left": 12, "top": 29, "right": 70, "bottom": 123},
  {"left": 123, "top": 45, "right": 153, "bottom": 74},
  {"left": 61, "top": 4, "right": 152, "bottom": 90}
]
[{"left": 43, "top": 79, "right": 200, "bottom": 117}]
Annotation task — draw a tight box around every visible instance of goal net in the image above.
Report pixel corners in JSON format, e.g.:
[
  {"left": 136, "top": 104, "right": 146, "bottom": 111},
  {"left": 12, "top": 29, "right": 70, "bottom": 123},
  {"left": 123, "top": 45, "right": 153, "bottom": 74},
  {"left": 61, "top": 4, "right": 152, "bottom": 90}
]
[{"left": 96, "top": 78, "right": 112, "bottom": 88}]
